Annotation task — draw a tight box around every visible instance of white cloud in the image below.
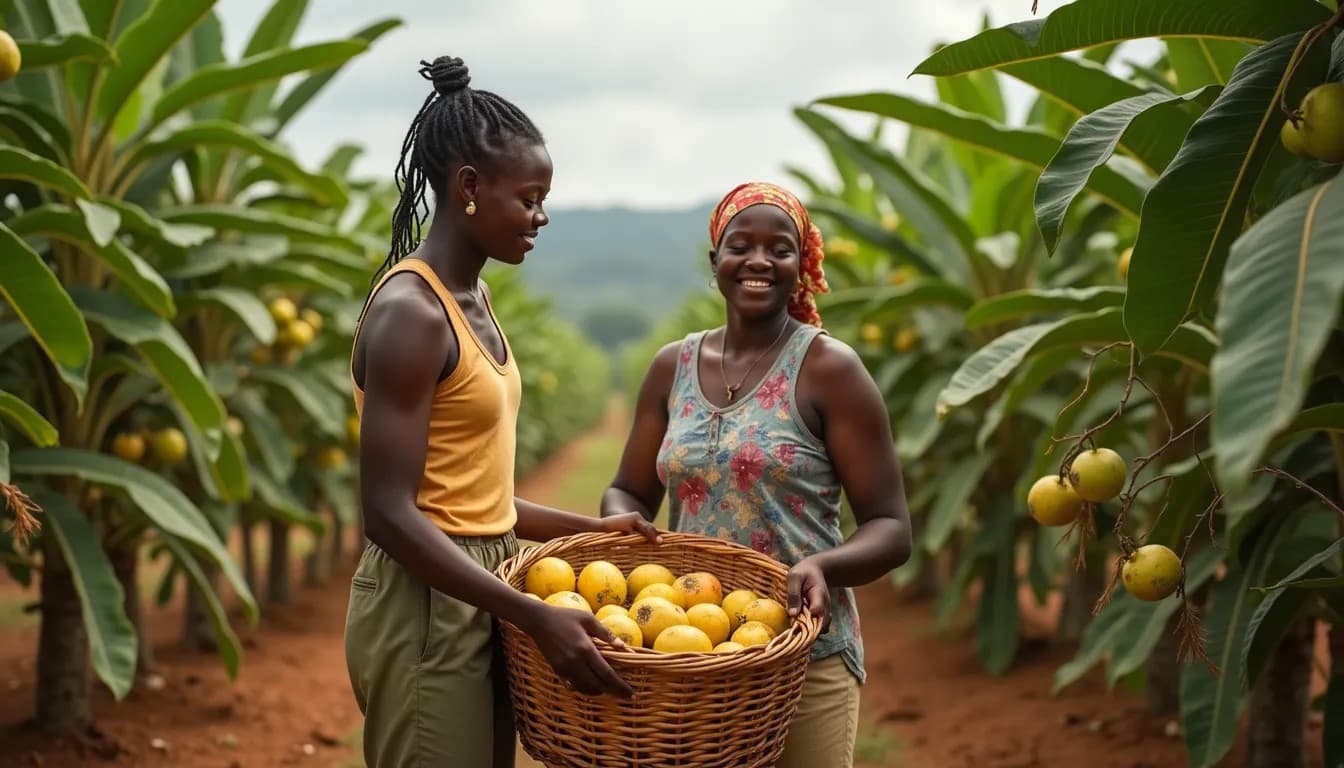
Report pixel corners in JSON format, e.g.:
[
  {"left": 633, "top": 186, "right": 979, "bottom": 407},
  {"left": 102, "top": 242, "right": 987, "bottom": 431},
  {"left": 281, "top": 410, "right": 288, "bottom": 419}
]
[{"left": 214, "top": 1, "right": 1055, "bottom": 209}]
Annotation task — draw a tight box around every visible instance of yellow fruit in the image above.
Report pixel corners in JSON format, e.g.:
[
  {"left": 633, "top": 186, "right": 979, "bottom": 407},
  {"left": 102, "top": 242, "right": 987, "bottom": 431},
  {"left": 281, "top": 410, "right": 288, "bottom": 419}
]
[
  {"left": 720, "top": 589, "right": 759, "bottom": 632},
  {"left": 111, "top": 432, "right": 146, "bottom": 462},
  {"left": 713, "top": 641, "right": 745, "bottom": 653},
  {"left": 1121, "top": 544, "right": 1182, "bottom": 602},
  {"left": 269, "top": 297, "right": 298, "bottom": 325},
  {"left": 736, "top": 598, "right": 788, "bottom": 636},
  {"left": 731, "top": 621, "right": 775, "bottom": 647},
  {"left": 635, "top": 582, "right": 684, "bottom": 608},
  {"left": 887, "top": 265, "right": 917, "bottom": 286},
  {"left": 0, "top": 30, "right": 20, "bottom": 82},
  {"left": 1296, "top": 83, "right": 1344, "bottom": 164},
  {"left": 150, "top": 428, "right": 188, "bottom": 465},
  {"left": 599, "top": 614, "right": 643, "bottom": 647},
  {"left": 225, "top": 416, "right": 245, "bottom": 437},
  {"left": 1067, "top": 447, "right": 1127, "bottom": 503},
  {"left": 860, "top": 323, "right": 882, "bottom": 344},
  {"left": 578, "top": 560, "right": 628, "bottom": 611},
  {"left": 346, "top": 414, "right": 360, "bottom": 445},
  {"left": 1117, "top": 247, "right": 1132, "bottom": 281},
  {"left": 894, "top": 326, "right": 919, "bottom": 353},
  {"left": 653, "top": 624, "right": 713, "bottom": 653},
  {"left": 672, "top": 571, "right": 722, "bottom": 608},
  {"left": 281, "top": 319, "right": 315, "bottom": 348},
  {"left": 1027, "top": 475, "right": 1083, "bottom": 527},
  {"left": 685, "top": 603, "right": 731, "bottom": 646},
  {"left": 543, "top": 590, "right": 592, "bottom": 613},
  {"left": 626, "top": 563, "right": 676, "bottom": 596},
  {"left": 300, "top": 308, "right": 324, "bottom": 333},
  {"left": 828, "top": 238, "right": 859, "bottom": 259},
  {"left": 317, "top": 446, "right": 347, "bottom": 470},
  {"left": 1281, "top": 117, "right": 1310, "bottom": 158},
  {"left": 630, "top": 596, "right": 688, "bottom": 647},
  {"left": 595, "top": 605, "right": 628, "bottom": 622},
  {"left": 525, "top": 557, "right": 576, "bottom": 599},
  {"left": 881, "top": 211, "right": 901, "bottom": 232}
]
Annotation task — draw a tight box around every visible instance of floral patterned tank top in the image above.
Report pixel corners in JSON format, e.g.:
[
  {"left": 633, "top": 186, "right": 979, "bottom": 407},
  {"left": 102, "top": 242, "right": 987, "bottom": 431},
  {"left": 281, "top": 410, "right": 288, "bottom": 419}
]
[{"left": 655, "top": 325, "right": 865, "bottom": 683}]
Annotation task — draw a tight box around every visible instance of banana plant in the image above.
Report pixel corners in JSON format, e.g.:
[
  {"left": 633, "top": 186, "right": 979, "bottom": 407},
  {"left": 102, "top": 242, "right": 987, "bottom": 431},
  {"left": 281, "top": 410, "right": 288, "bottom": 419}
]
[{"left": 0, "top": 0, "right": 391, "bottom": 734}]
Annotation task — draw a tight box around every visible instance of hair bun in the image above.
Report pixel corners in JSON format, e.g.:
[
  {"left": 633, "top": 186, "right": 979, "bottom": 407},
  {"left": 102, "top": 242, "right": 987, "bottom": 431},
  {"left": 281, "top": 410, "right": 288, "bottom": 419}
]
[{"left": 419, "top": 56, "right": 470, "bottom": 96}]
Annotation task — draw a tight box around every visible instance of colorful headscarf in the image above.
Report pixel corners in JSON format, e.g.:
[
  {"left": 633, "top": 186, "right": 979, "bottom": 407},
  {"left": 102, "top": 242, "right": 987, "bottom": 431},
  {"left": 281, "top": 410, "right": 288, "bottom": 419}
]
[{"left": 708, "top": 181, "right": 830, "bottom": 327}]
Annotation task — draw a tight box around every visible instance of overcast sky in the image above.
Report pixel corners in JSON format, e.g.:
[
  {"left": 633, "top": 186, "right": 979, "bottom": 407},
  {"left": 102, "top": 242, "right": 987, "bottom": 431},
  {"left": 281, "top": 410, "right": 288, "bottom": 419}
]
[{"left": 215, "top": 1, "right": 1119, "bottom": 211}]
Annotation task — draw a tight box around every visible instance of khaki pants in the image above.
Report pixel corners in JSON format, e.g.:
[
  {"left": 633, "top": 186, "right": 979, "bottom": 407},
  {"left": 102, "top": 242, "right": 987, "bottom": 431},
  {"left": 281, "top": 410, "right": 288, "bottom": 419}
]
[
  {"left": 344, "top": 531, "right": 519, "bottom": 768},
  {"left": 776, "top": 654, "right": 862, "bottom": 768}
]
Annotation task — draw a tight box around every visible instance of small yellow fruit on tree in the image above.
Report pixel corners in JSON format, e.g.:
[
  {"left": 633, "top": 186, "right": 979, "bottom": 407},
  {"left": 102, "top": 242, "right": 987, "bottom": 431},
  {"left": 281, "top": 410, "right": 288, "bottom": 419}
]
[
  {"left": 150, "top": 427, "right": 188, "bottom": 465},
  {"left": 0, "top": 30, "right": 21, "bottom": 82},
  {"left": 736, "top": 598, "right": 788, "bottom": 636},
  {"left": 111, "top": 432, "right": 146, "bottom": 462},
  {"left": 860, "top": 323, "right": 882, "bottom": 345},
  {"left": 599, "top": 614, "right": 643, "bottom": 647},
  {"left": 1282, "top": 117, "right": 1310, "bottom": 157},
  {"left": 595, "top": 605, "right": 628, "bottom": 622},
  {"left": 720, "top": 589, "right": 758, "bottom": 632},
  {"left": 269, "top": 296, "right": 298, "bottom": 325},
  {"left": 1027, "top": 475, "right": 1083, "bottom": 527},
  {"left": 1296, "top": 83, "right": 1344, "bottom": 164},
  {"left": 578, "top": 560, "right": 627, "bottom": 611},
  {"left": 226, "top": 416, "right": 245, "bottom": 437},
  {"left": 626, "top": 563, "right": 675, "bottom": 596},
  {"left": 630, "top": 596, "right": 688, "bottom": 647},
  {"left": 317, "top": 446, "right": 347, "bottom": 470},
  {"left": 1122, "top": 544, "right": 1182, "bottom": 602},
  {"left": 881, "top": 211, "right": 901, "bottom": 232},
  {"left": 894, "top": 326, "right": 919, "bottom": 353},
  {"left": 713, "top": 641, "right": 745, "bottom": 653},
  {"left": 300, "top": 307, "right": 324, "bottom": 333},
  {"left": 282, "top": 319, "right": 315, "bottom": 348},
  {"left": 731, "top": 621, "right": 775, "bottom": 647},
  {"left": 346, "top": 414, "right": 360, "bottom": 445},
  {"left": 1067, "top": 447, "right": 1126, "bottom": 502},
  {"left": 653, "top": 624, "right": 713, "bottom": 653},
  {"left": 635, "top": 582, "right": 684, "bottom": 608},
  {"left": 525, "top": 557, "right": 575, "bottom": 599},
  {"left": 543, "top": 591, "right": 592, "bottom": 613},
  {"left": 672, "top": 571, "right": 723, "bottom": 608},
  {"left": 685, "top": 603, "right": 732, "bottom": 646}
]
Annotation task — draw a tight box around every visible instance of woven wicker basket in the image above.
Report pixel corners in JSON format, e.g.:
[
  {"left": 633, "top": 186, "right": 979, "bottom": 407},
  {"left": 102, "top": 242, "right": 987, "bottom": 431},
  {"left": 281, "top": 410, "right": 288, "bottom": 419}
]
[{"left": 495, "top": 530, "right": 822, "bottom": 768}]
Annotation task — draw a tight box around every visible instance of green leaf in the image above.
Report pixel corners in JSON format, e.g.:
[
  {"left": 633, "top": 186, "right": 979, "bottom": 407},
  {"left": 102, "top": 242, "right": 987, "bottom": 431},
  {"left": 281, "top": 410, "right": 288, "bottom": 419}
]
[
  {"left": 808, "top": 202, "right": 941, "bottom": 277},
  {"left": 70, "top": 288, "right": 224, "bottom": 456},
  {"left": 248, "top": 367, "right": 345, "bottom": 439},
  {"left": 30, "top": 488, "right": 138, "bottom": 701},
  {"left": 911, "top": 0, "right": 1329, "bottom": 77},
  {"left": 1123, "top": 33, "right": 1328, "bottom": 355},
  {"left": 1166, "top": 38, "right": 1255, "bottom": 91},
  {"left": 0, "top": 145, "right": 90, "bottom": 199},
  {"left": 160, "top": 204, "right": 368, "bottom": 254},
  {"left": 248, "top": 464, "right": 323, "bottom": 533},
  {"left": 74, "top": 198, "right": 120, "bottom": 247},
  {"left": 812, "top": 94, "right": 1149, "bottom": 219},
  {"left": 125, "top": 120, "right": 346, "bottom": 207},
  {"left": 818, "top": 280, "right": 976, "bottom": 323},
  {"left": 0, "top": 391, "right": 58, "bottom": 446},
  {"left": 268, "top": 18, "right": 404, "bottom": 136},
  {"left": 95, "top": 0, "right": 215, "bottom": 123},
  {"left": 172, "top": 398, "right": 249, "bottom": 504},
  {"left": 217, "top": 0, "right": 308, "bottom": 126},
  {"left": 160, "top": 236, "right": 288, "bottom": 280},
  {"left": 1270, "top": 404, "right": 1344, "bottom": 449},
  {"left": 1035, "top": 86, "right": 1220, "bottom": 253},
  {"left": 149, "top": 41, "right": 370, "bottom": 131},
  {"left": 1210, "top": 169, "right": 1344, "bottom": 493},
  {"left": 0, "top": 103, "right": 66, "bottom": 162},
  {"left": 0, "top": 223, "right": 91, "bottom": 403},
  {"left": 18, "top": 33, "right": 114, "bottom": 68},
  {"left": 8, "top": 204, "right": 175, "bottom": 318},
  {"left": 923, "top": 453, "right": 994, "bottom": 551},
  {"left": 178, "top": 288, "right": 277, "bottom": 345},
  {"left": 155, "top": 533, "right": 243, "bottom": 678},
  {"left": 44, "top": 0, "right": 90, "bottom": 33},
  {"left": 12, "top": 447, "right": 257, "bottom": 624},
  {"left": 975, "top": 347, "right": 1078, "bottom": 451},
  {"left": 98, "top": 198, "right": 215, "bottom": 252},
  {"left": 228, "top": 390, "right": 293, "bottom": 481},
  {"left": 964, "top": 287, "right": 1126, "bottom": 330}
]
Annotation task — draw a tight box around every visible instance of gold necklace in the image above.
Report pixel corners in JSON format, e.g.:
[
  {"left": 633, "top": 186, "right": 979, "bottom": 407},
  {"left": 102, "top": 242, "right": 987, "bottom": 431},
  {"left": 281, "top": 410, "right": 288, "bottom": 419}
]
[{"left": 718, "top": 319, "right": 790, "bottom": 401}]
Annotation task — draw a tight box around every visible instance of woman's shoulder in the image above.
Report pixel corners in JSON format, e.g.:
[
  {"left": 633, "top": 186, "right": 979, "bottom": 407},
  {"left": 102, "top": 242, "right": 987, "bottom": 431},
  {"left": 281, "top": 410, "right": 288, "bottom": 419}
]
[{"left": 800, "top": 331, "right": 871, "bottom": 386}]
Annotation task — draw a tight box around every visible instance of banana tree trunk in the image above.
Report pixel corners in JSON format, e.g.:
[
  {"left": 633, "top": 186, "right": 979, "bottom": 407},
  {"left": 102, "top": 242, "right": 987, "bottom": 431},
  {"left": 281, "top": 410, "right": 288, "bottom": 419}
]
[
  {"left": 1058, "top": 552, "right": 1105, "bottom": 642},
  {"left": 181, "top": 565, "right": 219, "bottom": 652},
  {"left": 240, "top": 515, "right": 258, "bottom": 594},
  {"left": 36, "top": 545, "right": 90, "bottom": 734},
  {"left": 1245, "top": 615, "right": 1315, "bottom": 768},
  {"left": 267, "top": 519, "right": 292, "bottom": 605}
]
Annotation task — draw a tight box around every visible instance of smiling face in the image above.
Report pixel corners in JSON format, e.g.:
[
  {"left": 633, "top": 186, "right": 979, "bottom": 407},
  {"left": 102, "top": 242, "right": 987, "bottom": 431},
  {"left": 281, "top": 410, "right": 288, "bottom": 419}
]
[
  {"left": 710, "top": 203, "right": 801, "bottom": 319},
  {"left": 458, "top": 139, "right": 553, "bottom": 265}
]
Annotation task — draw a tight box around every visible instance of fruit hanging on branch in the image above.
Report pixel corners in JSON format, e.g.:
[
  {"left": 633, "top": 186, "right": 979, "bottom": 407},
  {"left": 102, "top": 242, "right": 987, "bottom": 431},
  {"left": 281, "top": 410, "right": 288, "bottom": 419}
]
[
  {"left": 1027, "top": 475, "right": 1083, "bottom": 527},
  {"left": 1067, "top": 447, "right": 1127, "bottom": 502},
  {"left": 1281, "top": 83, "right": 1344, "bottom": 164},
  {"left": 1121, "top": 544, "right": 1182, "bottom": 602},
  {"left": 0, "top": 30, "right": 20, "bottom": 82}
]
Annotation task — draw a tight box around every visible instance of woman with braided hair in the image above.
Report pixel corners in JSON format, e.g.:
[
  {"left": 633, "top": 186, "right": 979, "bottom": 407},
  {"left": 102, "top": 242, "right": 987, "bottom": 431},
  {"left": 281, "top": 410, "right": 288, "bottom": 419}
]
[
  {"left": 600, "top": 181, "right": 914, "bottom": 767},
  {"left": 345, "top": 55, "right": 659, "bottom": 767}
]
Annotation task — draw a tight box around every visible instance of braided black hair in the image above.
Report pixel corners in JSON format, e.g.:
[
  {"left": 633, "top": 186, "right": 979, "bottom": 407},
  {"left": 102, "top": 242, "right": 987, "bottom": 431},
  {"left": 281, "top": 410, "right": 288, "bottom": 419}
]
[{"left": 375, "top": 55, "right": 544, "bottom": 282}]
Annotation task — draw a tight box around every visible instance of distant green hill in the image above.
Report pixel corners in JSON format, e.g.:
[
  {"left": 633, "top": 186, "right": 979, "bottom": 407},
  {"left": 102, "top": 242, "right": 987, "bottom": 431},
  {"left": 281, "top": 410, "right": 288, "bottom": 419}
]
[{"left": 516, "top": 202, "right": 717, "bottom": 350}]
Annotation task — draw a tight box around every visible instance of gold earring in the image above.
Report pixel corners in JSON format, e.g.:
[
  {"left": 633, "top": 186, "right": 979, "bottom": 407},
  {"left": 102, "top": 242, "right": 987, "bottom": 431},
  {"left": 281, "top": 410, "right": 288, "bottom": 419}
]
[{"left": 465, "top": 201, "right": 476, "bottom": 216}]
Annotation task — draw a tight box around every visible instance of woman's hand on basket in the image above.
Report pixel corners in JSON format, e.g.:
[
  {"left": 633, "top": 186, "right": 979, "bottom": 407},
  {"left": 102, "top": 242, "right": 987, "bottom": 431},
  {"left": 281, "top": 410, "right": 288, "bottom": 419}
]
[
  {"left": 597, "top": 511, "right": 664, "bottom": 544},
  {"left": 527, "top": 606, "right": 635, "bottom": 698},
  {"left": 787, "top": 558, "right": 831, "bottom": 633}
]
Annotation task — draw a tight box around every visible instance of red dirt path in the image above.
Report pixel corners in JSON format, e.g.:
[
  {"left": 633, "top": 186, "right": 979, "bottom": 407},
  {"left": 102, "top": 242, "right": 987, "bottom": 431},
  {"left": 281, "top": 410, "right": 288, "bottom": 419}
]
[{"left": 0, "top": 405, "right": 1328, "bottom": 767}]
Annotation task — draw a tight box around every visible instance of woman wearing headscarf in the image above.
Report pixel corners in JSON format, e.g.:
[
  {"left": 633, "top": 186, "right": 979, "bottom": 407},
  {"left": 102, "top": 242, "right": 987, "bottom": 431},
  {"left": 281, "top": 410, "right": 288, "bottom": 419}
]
[{"left": 600, "top": 181, "right": 914, "bottom": 767}]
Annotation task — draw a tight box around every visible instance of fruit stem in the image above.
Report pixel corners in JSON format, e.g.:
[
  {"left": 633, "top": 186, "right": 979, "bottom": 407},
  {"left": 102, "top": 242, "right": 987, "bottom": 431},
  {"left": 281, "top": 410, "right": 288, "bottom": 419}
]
[
  {"left": 1253, "top": 465, "right": 1344, "bottom": 523},
  {"left": 1278, "top": 6, "right": 1344, "bottom": 123}
]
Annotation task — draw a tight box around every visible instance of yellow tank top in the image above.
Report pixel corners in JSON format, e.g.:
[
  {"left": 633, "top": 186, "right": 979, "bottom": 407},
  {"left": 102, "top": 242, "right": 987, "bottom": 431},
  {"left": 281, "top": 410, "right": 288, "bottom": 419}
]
[{"left": 350, "top": 258, "right": 521, "bottom": 536}]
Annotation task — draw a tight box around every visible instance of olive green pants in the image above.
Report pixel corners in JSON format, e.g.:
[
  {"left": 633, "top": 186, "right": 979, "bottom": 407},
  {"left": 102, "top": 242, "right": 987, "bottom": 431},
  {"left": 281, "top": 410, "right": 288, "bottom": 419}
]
[
  {"left": 776, "top": 654, "right": 862, "bottom": 768},
  {"left": 344, "top": 531, "right": 520, "bottom": 768}
]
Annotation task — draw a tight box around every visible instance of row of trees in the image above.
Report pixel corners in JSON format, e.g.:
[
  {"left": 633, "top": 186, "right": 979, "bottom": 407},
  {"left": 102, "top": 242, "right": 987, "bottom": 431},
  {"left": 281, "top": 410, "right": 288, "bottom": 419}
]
[
  {"left": 626, "top": 1, "right": 1342, "bottom": 766},
  {"left": 0, "top": 0, "right": 610, "bottom": 736}
]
